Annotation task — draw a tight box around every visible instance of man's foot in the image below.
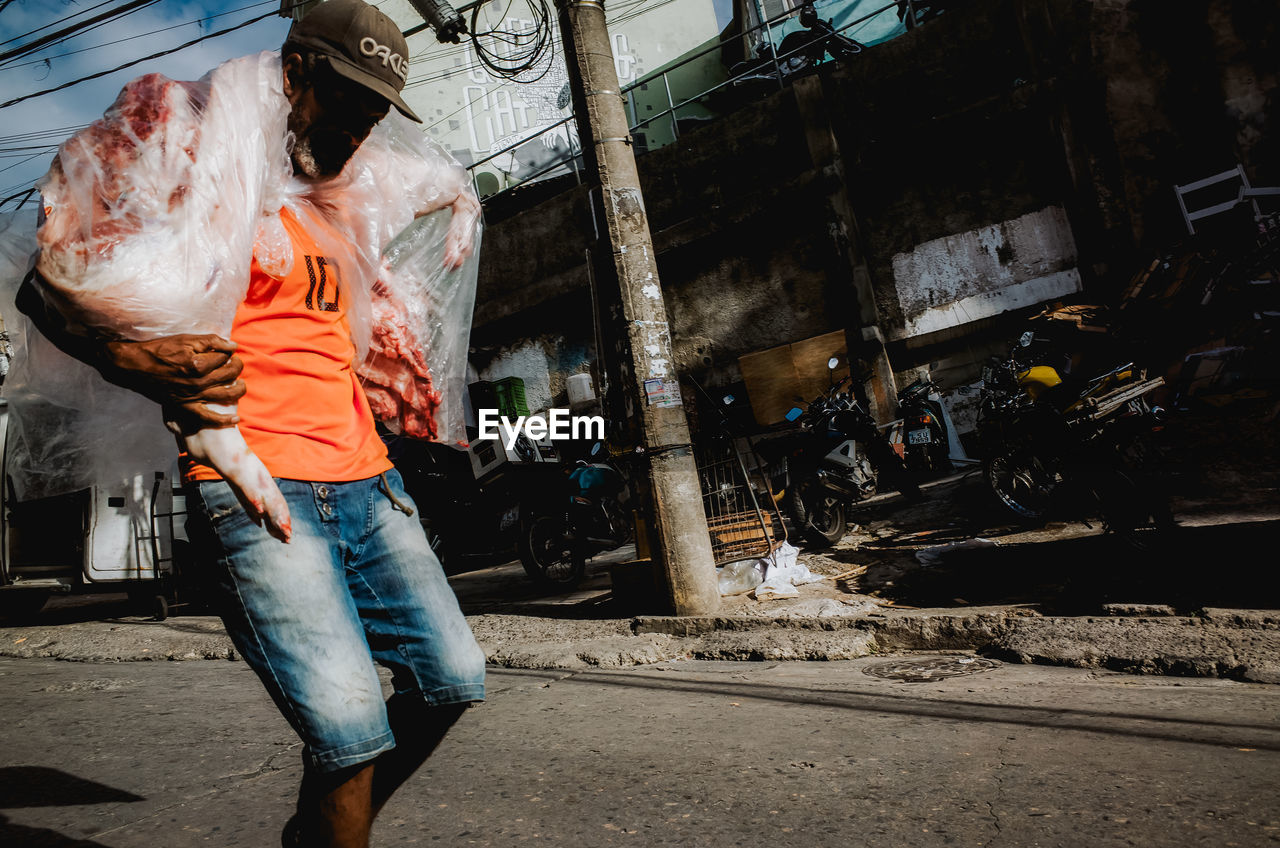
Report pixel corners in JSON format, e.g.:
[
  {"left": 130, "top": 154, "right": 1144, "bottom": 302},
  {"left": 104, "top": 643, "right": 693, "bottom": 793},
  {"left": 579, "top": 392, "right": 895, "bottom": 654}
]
[{"left": 281, "top": 814, "right": 303, "bottom": 848}]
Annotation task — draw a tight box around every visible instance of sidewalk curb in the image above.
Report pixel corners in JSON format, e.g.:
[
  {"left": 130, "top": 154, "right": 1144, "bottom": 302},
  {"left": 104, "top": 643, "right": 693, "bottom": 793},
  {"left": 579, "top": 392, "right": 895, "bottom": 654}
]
[{"left": 3, "top": 607, "right": 1277, "bottom": 684}]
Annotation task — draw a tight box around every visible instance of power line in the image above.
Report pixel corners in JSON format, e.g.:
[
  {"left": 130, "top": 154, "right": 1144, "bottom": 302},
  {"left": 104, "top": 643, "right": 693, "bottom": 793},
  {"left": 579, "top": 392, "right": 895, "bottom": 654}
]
[
  {"left": 1, "top": 0, "right": 278, "bottom": 72},
  {"left": 0, "top": 8, "right": 283, "bottom": 109},
  {"left": 0, "top": 0, "right": 163, "bottom": 66},
  {"left": 0, "top": 149, "right": 49, "bottom": 178},
  {"left": 0, "top": 0, "right": 122, "bottom": 48}
]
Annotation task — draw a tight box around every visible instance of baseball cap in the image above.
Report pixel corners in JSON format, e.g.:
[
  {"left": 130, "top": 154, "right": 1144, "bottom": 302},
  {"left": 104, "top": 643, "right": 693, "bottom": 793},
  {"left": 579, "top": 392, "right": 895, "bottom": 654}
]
[{"left": 286, "top": 0, "right": 422, "bottom": 123}]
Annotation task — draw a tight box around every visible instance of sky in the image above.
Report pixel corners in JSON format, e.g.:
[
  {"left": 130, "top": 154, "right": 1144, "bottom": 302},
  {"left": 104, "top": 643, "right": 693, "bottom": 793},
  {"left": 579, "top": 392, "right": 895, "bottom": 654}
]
[
  {"left": 0, "top": 0, "right": 296, "bottom": 210},
  {"left": 0, "top": 0, "right": 879, "bottom": 212}
]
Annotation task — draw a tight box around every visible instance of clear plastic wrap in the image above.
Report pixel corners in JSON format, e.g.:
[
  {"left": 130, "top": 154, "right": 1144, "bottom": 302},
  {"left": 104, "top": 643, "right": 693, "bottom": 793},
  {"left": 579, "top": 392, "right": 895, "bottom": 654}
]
[
  {"left": 306, "top": 112, "right": 481, "bottom": 375},
  {"left": 31, "top": 51, "right": 294, "bottom": 537},
  {"left": 312, "top": 112, "right": 481, "bottom": 446},
  {"left": 362, "top": 209, "right": 481, "bottom": 445},
  {"left": 36, "top": 52, "right": 291, "bottom": 340},
  {"left": 0, "top": 210, "right": 175, "bottom": 502}
]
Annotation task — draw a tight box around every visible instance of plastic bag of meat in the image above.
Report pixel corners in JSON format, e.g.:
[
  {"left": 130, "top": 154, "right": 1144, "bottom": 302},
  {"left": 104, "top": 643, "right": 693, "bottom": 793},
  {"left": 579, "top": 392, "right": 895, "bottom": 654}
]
[
  {"left": 362, "top": 208, "right": 481, "bottom": 445},
  {"left": 31, "top": 52, "right": 295, "bottom": 540},
  {"left": 305, "top": 112, "right": 482, "bottom": 446},
  {"left": 3, "top": 54, "right": 480, "bottom": 516}
]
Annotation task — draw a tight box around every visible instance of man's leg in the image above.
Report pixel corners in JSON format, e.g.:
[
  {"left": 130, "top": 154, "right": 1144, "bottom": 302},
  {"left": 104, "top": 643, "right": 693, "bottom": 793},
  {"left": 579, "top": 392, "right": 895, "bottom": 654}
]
[
  {"left": 188, "top": 479, "right": 396, "bottom": 848},
  {"left": 344, "top": 470, "right": 487, "bottom": 817},
  {"left": 290, "top": 699, "right": 466, "bottom": 844},
  {"left": 288, "top": 762, "right": 376, "bottom": 848},
  {"left": 371, "top": 697, "right": 468, "bottom": 815}
]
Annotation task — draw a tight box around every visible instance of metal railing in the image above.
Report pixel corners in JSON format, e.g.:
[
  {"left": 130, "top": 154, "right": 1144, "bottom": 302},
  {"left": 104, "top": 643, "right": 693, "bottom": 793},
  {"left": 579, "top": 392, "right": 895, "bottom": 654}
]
[{"left": 467, "top": 1, "right": 905, "bottom": 202}]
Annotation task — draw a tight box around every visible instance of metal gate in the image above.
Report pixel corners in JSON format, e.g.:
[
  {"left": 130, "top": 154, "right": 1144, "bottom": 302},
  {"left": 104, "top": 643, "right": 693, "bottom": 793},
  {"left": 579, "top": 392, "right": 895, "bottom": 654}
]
[{"left": 695, "top": 434, "right": 785, "bottom": 565}]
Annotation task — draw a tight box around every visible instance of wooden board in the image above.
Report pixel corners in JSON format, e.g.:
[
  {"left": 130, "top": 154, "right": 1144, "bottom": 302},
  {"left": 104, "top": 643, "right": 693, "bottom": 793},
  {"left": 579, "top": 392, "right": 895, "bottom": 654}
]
[{"left": 738, "top": 330, "right": 849, "bottom": 425}]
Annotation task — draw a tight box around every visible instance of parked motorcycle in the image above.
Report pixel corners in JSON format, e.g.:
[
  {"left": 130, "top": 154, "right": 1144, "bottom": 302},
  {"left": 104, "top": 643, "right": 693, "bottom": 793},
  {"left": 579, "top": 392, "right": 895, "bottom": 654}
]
[
  {"left": 897, "top": 377, "right": 952, "bottom": 480},
  {"left": 751, "top": 359, "right": 919, "bottom": 547},
  {"left": 518, "top": 441, "right": 632, "bottom": 586},
  {"left": 977, "top": 331, "right": 1174, "bottom": 548},
  {"left": 385, "top": 430, "right": 555, "bottom": 573},
  {"left": 722, "top": 2, "right": 863, "bottom": 103}
]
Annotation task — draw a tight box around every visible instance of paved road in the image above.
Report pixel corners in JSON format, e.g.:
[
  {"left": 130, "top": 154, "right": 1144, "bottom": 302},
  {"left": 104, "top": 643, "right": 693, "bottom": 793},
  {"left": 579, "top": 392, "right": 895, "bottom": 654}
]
[{"left": 2, "top": 656, "right": 1277, "bottom": 847}]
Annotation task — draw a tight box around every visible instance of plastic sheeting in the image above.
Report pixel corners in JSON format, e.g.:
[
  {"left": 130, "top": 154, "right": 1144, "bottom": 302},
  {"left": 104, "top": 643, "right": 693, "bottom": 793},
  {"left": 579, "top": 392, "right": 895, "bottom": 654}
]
[
  {"left": 0, "top": 52, "right": 482, "bottom": 501},
  {"left": 363, "top": 208, "right": 481, "bottom": 444},
  {"left": 0, "top": 210, "right": 175, "bottom": 501}
]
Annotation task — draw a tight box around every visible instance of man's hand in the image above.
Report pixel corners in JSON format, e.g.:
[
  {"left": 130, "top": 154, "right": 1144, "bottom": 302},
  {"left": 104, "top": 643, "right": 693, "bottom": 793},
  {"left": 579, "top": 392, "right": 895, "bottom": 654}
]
[
  {"left": 441, "top": 189, "right": 480, "bottom": 271},
  {"left": 99, "top": 334, "right": 246, "bottom": 429}
]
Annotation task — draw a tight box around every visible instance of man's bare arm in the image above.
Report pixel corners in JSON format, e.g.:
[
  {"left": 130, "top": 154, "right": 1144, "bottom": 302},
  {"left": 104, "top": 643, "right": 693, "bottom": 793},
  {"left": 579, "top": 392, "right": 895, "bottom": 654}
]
[
  {"left": 411, "top": 179, "right": 481, "bottom": 271},
  {"left": 15, "top": 270, "right": 246, "bottom": 428}
]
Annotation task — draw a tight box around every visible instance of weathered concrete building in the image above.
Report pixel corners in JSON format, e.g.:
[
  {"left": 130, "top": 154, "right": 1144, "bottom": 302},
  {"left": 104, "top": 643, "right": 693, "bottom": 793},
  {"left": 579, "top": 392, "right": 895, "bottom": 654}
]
[{"left": 467, "top": 0, "right": 1276, "bottom": 440}]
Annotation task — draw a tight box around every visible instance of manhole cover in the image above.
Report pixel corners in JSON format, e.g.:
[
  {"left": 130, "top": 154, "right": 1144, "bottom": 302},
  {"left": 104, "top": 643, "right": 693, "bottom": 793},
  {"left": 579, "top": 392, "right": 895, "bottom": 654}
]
[{"left": 862, "top": 655, "right": 1001, "bottom": 682}]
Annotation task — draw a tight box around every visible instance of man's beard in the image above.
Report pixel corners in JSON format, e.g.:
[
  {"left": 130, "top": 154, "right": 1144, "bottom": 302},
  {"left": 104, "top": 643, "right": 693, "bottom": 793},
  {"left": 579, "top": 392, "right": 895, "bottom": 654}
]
[{"left": 291, "top": 129, "right": 357, "bottom": 179}]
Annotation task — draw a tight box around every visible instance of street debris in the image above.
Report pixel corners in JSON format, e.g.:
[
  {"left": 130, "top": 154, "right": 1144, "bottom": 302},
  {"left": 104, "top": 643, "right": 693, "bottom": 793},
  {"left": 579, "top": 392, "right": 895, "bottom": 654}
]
[
  {"left": 716, "top": 560, "right": 764, "bottom": 596},
  {"left": 752, "top": 542, "right": 826, "bottom": 600},
  {"left": 914, "top": 537, "right": 1000, "bottom": 566}
]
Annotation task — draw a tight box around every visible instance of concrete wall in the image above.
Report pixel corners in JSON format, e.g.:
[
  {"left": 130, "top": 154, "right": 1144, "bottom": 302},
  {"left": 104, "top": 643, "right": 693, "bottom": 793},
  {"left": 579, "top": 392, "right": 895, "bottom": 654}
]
[
  {"left": 466, "top": 0, "right": 1275, "bottom": 429},
  {"left": 890, "top": 206, "right": 1082, "bottom": 339}
]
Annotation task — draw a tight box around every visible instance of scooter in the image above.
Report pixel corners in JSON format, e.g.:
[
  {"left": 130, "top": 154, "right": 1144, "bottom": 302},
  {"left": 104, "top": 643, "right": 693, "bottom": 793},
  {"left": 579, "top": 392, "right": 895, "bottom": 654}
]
[
  {"left": 751, "top": 358, "right": 918, "bottom": 547},
  {"left": 722, "top": 2, "right": 863, "bottom": 103},
  {"left": 385, "top": 430, "right": 558, "bottom": 573},
  {"left": 518, "top": 441, "right": 632, "bottom": 586},
  {"left": 897, "top": 377, "right": 952, "bottom": 480}
]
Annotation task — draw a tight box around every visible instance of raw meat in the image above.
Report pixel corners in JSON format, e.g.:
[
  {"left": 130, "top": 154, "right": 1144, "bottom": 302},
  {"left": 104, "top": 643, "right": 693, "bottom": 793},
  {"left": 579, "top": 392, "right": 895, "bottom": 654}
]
[
  {"left": 34, "top": 53, "right": 293, "bottom": 541},
  {"left": 321, "top": 115, "right": 481, "bottom": 447},
  {"left": 360, "top": 265, "right": 443, "bottom": 440}
]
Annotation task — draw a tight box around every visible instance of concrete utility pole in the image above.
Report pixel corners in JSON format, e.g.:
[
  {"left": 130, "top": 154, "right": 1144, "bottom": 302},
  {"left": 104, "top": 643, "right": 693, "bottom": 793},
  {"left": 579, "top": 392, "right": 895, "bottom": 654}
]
[{"left": 555, "top": 0, "right": 720, "bottom": 615}]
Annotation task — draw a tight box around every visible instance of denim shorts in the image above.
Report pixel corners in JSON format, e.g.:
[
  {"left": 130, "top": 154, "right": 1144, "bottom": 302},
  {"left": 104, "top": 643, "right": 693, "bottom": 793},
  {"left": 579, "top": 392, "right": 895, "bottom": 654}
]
[{"left": 187, "top": 469, "right": 486, "bottom": 774}]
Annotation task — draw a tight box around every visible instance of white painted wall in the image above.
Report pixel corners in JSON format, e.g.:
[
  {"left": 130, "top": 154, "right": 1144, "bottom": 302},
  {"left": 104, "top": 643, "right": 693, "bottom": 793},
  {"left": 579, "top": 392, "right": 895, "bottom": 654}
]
[
  {"left": 890, "top": 206, "right": 1083, "bottom": 340},
  {"left": 478, "top": 341, "right": 554, "bottom": 414}
]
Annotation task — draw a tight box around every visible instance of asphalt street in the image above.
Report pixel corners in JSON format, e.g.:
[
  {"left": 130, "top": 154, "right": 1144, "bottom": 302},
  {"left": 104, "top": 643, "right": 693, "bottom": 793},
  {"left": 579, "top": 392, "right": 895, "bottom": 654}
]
[{"left": 2, "top": 655, "right": 1277, "bottom": 847}]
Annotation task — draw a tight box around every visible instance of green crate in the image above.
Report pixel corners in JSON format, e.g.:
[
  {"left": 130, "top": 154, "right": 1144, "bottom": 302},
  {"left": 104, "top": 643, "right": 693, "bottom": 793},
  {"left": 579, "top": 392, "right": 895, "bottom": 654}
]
[{"left": 493, "top": 376, "right": 529, "bottom": 419}]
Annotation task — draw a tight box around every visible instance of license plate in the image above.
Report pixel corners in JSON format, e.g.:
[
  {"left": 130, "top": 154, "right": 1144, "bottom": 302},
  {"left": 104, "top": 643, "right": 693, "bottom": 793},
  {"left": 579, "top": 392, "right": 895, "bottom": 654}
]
[{"left": 907, "top": 428, "right": 932, "bottom": 445}]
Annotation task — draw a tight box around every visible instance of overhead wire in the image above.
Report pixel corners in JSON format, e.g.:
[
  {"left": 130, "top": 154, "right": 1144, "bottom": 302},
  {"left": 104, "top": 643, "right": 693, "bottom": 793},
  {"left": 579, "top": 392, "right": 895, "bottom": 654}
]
[
  {"left": 0, "top": 0, "right": 163, "bottom": 66},
  {"left": 0, "top": 6, "right": 292, "bottom": 109},
  {"left": 1, "top": 0, "right": 278, "bottom": 72},
  {"left": 0, "top": 1, "right": 307, "bottom": 204},
  {"left": 469, "top": 0, "right": 555, "bottom": 82},
  {"left": 0, "top": 0, "right": 123, "bottom": 48},
  {"left": 408, "top": 0, "right": 686, "bottom": 152},
  {"left": 0, "top": 0, "right": 681, "bottom": 201}
]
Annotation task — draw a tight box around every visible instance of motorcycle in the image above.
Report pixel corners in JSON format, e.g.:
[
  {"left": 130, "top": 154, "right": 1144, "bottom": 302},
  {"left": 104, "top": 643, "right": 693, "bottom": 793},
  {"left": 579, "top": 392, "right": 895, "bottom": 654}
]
[
  {"left": 721, "top": 2, "right": 863, "bottom": 104},
  {"left": 897, "top": 377, "right": 952, "bottom": 480},
  {"left": 751, "top": 358, "right": 919, "bottom": 547},
  {"left": 518, "top": 441, "right": 633, "bottom": 586},
  {"left": 385, "top": 429, "right": 556, "bottom": 573},
  {"left": 977, "top": 331, "right": 1174, "bottom": 548}
]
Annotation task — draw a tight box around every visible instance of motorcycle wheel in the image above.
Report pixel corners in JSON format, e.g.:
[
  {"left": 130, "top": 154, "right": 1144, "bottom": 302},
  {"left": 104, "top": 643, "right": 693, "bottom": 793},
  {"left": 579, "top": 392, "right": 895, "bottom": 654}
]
[
  {"left": 927, "top": 433, "right": 952, "bottom": 478},
  {"left": 1088, "top": 467, "right": 1177, "bottom": 553},
  {"left": 787, "top": 484, "right": 848, "bottom": 547},
  {"left": 518, "top": 514, "right": 586, "bottom": 586},
  {"left": 985, "top": 452, "right": 1055, "bottom": 520}
]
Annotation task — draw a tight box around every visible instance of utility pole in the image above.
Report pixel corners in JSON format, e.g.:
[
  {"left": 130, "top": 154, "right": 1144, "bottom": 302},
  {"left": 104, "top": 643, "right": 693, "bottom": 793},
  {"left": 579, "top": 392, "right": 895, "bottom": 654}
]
[{"left": 555, "top": 0, "right": 720, "bottom": 615}]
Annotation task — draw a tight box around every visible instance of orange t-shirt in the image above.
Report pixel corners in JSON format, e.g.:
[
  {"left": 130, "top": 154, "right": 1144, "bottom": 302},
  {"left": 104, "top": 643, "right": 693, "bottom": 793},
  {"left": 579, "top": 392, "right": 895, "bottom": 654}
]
[{"left": 184, "top": 205, "right": 392, "bottom": 483}]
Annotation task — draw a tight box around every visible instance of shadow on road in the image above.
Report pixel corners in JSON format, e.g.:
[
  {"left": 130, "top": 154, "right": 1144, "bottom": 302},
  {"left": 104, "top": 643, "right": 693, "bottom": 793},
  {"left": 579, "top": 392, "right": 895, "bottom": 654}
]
[
  {"left": 550, "top": 669, "right": 1280, "bottom": 751},
  {"left": 0, "top": 766, "right": 143, "bottom": 847}
]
